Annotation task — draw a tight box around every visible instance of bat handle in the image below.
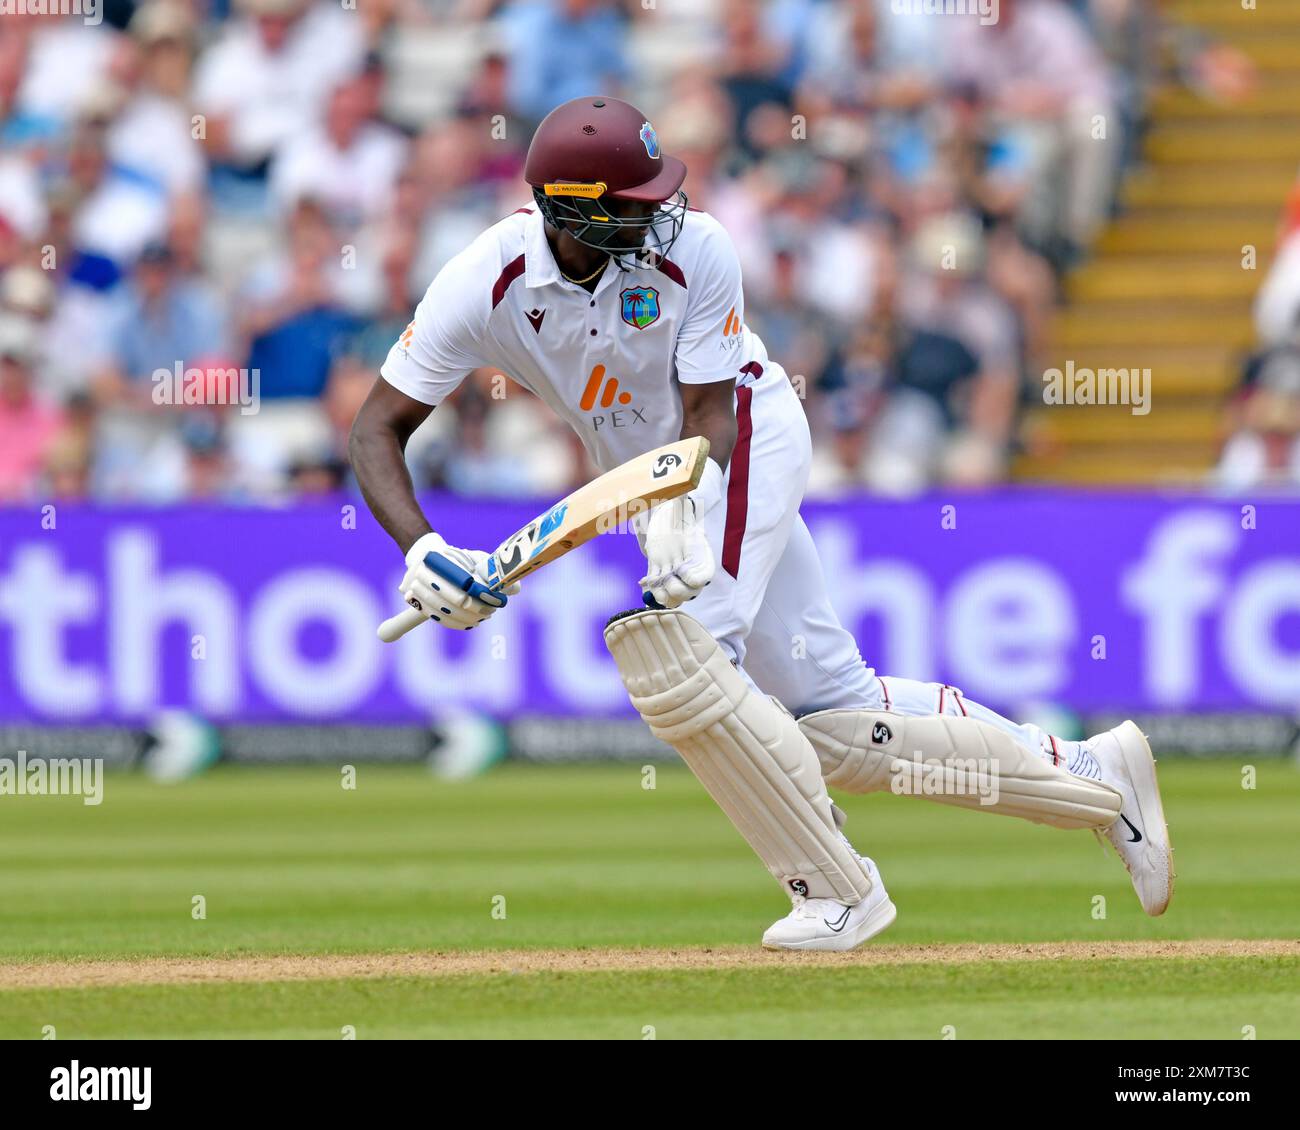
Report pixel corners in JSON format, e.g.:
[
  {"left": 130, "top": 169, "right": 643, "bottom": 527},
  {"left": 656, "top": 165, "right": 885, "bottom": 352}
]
[
  {"left": 423, "top": 551, "right": 507, "bottom": 608},
  {"left": 377, "top": 607, "right": 425, "bottom": 643},
  {"left": 642, "top": 591, "right": 665, "bottom": 610},
  {"left": 378, "top": 553, "right": 510, "bottom": 643}
]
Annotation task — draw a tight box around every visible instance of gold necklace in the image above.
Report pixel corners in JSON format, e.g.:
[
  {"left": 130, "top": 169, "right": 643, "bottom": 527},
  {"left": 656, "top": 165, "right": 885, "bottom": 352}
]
[{"left": 560, "top": 259, "right": 607, "bottom": 285}]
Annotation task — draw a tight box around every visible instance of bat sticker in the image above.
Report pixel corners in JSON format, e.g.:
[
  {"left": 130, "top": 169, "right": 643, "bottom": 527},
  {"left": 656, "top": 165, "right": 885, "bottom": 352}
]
[{"left": 652, "top": 453, "right": 682, "bottom": 478}]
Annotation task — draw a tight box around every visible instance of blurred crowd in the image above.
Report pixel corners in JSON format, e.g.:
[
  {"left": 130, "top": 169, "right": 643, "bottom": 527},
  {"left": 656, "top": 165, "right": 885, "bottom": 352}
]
[
  {"left": 1221, "top": 178, "right": 1300, "bottom": 492},
  {"left": 0, "top": 0, "right": 1236, "bottom": 502}
]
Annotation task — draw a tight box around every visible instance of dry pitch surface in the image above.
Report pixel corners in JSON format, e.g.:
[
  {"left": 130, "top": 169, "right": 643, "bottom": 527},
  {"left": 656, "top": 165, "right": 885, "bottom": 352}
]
[{"left": 4, "top": 940, "right": 1297, "bottom": 990}]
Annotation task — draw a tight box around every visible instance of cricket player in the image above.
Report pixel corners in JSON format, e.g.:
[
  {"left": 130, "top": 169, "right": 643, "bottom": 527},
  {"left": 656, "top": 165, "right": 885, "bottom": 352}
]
[{"left": 349, "top": 97, "right": 1173, "bottom": 950}]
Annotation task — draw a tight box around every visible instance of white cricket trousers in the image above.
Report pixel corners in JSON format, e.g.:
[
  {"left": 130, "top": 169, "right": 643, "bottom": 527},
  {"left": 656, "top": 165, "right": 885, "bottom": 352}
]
[{"left": 687, "top": 365, "right": 1064, "bottom": 765}]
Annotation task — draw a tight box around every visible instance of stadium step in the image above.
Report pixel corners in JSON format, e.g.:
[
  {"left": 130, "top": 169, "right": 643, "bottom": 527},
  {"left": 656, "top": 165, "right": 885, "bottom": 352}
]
[
  {"left": 1035, "top": 349, "right": 1240, "bottom": 398},
  {"left": 1013, "top": 448, "right": 1217, "bottom": 485},
  {"left": 1097, "top": 213, "right": 1277, "bottom": 255},
  {"left": 1067, "top": 255, "right": 1265, "bottom": 302},
  {"left": 1054, "top": 305, "right": 1255, "bottom": 349},
  {"left": 1174, "top": 36, "right": 1300, "bottom": 72},
  {"left": 1015, "top": 3, "right": 1298, "bottom": 485},
  {"left": 1163, "top": 0, "right": 1300, "bottom": 29},
  {"left": 1123, "top": 166, "right": 1295, "bottom": 209},
  {"left": 1146, "top": 123, "right": 1300, "bottom": 163},
  {"left": 1152, "top": 87, "right": 1300, "bottom": 121},
  {"left": 1026, "top": 406, "right": 1223, "bottom": 447}
]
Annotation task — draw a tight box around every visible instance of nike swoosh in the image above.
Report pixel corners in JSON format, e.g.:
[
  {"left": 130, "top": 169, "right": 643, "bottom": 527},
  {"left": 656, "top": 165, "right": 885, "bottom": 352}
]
[
  {"left": 1120, "top": 814, "right": 1143, "bottom": 844},
  {"left": 824, "top": 906, "right": 851, "bottom": 933}
]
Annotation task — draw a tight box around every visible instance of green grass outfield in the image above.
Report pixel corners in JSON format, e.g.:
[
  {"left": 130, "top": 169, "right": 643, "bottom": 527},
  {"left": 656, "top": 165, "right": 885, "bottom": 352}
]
[{"left": 0, "top": 759, "right": 1296, "bottom": 1038}]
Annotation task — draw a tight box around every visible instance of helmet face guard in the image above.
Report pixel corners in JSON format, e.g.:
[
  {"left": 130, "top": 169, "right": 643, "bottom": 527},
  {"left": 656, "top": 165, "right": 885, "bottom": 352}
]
[{"left": 532, "top": 184, "right": 688, "bottom": 265}]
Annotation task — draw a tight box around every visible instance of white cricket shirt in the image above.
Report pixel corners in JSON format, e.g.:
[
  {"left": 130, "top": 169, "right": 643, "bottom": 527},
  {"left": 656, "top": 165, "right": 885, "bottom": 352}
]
[{"left": 381, "top": 207, "right": 775, "bottom": 472}]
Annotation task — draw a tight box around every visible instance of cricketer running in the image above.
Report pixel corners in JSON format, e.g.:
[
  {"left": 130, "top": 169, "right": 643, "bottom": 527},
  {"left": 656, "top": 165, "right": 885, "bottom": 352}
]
[{"left": 349, "top": 96, "right": 1173, "bottom": 951}]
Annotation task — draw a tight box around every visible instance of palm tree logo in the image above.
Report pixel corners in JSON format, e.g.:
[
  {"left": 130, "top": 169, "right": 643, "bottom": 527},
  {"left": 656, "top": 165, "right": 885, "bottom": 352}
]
[{"left": 621, "top": 286, "right": 660, "bottom": 330}]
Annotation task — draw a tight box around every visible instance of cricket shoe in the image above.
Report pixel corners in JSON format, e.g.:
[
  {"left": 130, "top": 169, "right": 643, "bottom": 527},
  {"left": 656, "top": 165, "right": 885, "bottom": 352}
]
[
  {"left": 761, "top": 855, "right": 897, "bottom": 952},
  {"left": 1087, "top": 721, "right": 1174, "bottom": 916}
]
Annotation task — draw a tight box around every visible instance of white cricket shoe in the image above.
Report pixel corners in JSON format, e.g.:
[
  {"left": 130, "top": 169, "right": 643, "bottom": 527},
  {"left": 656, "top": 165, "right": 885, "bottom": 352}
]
[
  {"left": 1087, "top": 720, "right": 1174, "bottom": 916},
  {"left": 762, "top": 856, "right": 897, "bottom": 952}
]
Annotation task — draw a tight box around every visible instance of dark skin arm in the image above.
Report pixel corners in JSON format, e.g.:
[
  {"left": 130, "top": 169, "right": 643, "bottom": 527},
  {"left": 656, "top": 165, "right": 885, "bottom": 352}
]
[
  {"left": 348, "top": 377, "right": 437, "bottom": 554},
  {"left": 680, "top": 376, "right": 737, "bottom": 479}
]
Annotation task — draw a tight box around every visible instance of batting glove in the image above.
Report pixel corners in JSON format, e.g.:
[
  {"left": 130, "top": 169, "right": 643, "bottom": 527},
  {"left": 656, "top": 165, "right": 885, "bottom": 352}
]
[
  {"left": 639, "top": 457, "right": 723, "bottom": 609},
  {"left": 397, "top": 531, "right": 519, "bottom": 632}
]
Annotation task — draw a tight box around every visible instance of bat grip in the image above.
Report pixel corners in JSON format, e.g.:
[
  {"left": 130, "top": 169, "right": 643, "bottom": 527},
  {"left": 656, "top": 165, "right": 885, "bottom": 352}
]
[
  {"left": 642, "top": 591, "right": 665, "bottom": 610},
  {"left": 423, "top": 551, "right": 507, "bottom": 608},
  {"left": 377, "top": 552, "right": 508, "bottom": 643}
]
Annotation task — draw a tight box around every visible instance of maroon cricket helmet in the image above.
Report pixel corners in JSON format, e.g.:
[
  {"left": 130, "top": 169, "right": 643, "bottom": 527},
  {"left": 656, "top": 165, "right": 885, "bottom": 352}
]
[{"left": 524, "top": 96, "right": 688, "bottom": 261}]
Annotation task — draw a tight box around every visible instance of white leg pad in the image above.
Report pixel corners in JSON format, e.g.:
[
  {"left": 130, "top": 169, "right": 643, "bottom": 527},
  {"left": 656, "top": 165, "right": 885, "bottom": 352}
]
[
  {"left": 800, "top": 708, "right": 1122, "bottom": 831},
  {"left": 605, "top": 609, "right": 874, "bottom": 903}
]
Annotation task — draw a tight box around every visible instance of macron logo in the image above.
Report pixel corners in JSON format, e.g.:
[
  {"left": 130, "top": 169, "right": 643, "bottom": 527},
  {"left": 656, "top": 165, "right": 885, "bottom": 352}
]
[{"left": 50, "top": 1061, "right": 151, "bottom": 1110}]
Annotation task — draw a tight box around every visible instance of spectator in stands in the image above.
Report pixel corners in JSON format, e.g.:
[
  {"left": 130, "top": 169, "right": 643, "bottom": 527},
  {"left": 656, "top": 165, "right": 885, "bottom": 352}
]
[
  {"left": 227, "top": 197, "right": 355, "bottom": 495},
  {"left": 0, "top": 315, "right": 63, "bottom": 501},
  {"left": 4, "top": 12, "right": 120, "bottom": 146},
  {"left": 0, "top": 0, "right": 1164, "bottom": 501},
  {"left": 406, "top": 117, "right": 510, "bottom": 293},
  {"left": 0, "top": 153, "right": 46, "bottom": 271},
  {"left": 193, "top": 0, "right": 366, "bottom": 202},
  {"left": 876, "top": 212, "right": 1021, "bottom": 487},
  {"left": 96, "top": 240, "right": 230, "bottom": 403},
  {"left": 499, "top": 0, "right": 630, "bottom": 125},
  {"left": 1215, "top": 388, "right": 1300, "bottom": 492},
  {"left": 109, "top": 4, "right": 205, "bottom": 201},
  {"left": 270, "top": 74, "right": 408, "bottom": 229},
  {"left": 440, "top": 385, "right": 539, "bottom": 497},
  {"left": 64, "top": 106, "right": 170, "bottom": 287},
  {"left": 238, "top": 197, "right": 358, "bottom": 399},
  {"left": 44, "top": 392, "right": 97, "bottom": 501},
  {"left": 1253, "top": 184, "right": 1300, "bottom": 346},
  {"left": 808, "top": 318, "right": 893, "bottom": 496},
  {"left": 1217, "top": 319, "right": 1300, "bottom": 491},
  {"left": 944, "top": 0, "right": 1119, "bottom": 269},
  {"left": 716, "top": 0, "right": 794, "bottom": 163}
]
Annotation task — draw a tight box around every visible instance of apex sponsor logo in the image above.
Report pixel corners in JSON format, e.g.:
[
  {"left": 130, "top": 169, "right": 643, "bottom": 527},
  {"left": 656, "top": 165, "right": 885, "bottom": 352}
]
[
  {"left": 50, "top": 1061, "right": 151, "bottom": 1110},
  {"left": 580, "top": 364, "right": 632, "bottom": 410},
  {"left": 719, "top": 305, "right": 744, "bottom": 351},
  {"left": 579, "top": 364, "right": 649, "bottom": 431}
]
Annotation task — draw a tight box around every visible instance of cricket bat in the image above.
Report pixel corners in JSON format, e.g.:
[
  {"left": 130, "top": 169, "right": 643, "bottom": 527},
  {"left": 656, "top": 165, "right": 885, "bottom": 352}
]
[{"left": 377, "top": 435, "right": 711, "bottom": 642}]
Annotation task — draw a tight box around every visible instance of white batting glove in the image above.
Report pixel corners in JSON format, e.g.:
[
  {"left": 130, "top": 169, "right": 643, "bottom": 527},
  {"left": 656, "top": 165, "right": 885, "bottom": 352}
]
[
  {"left": 396, "top": 531, "right": 519, "bottom": 632},
  {"left": 639, "top": 458, "right": 723, "bottom": 609}
]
